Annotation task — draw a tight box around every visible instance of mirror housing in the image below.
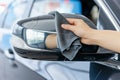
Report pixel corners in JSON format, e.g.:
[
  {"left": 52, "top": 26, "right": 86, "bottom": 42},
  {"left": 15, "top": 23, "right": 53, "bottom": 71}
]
[{"left": 11, "top": 12, "right": 115, "bottom": 61}]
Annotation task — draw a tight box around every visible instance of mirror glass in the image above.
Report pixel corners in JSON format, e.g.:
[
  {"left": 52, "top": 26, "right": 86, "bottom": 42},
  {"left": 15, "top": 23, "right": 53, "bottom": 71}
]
[{"left": 26, "top": 29, "right": 45, "bottom": 48}]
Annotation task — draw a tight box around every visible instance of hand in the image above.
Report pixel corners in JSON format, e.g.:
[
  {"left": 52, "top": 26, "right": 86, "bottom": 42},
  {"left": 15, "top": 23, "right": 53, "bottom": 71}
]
[{"left": 61, "top": 18, "right": 95, "bottom": 38}]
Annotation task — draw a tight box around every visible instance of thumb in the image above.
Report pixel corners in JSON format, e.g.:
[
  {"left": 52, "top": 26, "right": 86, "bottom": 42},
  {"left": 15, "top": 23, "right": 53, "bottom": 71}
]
[{"left": 61, "top": 24, "right": 75, "bottom": 32}]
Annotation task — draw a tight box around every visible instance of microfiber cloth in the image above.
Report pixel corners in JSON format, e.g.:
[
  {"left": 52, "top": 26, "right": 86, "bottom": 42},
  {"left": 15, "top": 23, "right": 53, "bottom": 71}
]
[{"left": 49, "top": 11, "right": 96, "bottom": 60}]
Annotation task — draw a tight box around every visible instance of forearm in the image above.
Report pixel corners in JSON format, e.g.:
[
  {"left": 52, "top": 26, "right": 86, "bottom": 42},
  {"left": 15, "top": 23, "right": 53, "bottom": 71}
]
[
  {"left": 44, "top": 29, "right": 120, "bottom": 53},
  {"left": 45, "top": 34, "right": 57, "bottom": 49},
  {"left": 84, "top": 30, "right": 120, "bottom": 53}
]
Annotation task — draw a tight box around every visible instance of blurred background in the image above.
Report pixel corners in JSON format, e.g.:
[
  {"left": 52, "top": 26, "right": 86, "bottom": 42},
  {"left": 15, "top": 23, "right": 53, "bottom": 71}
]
[{"left": 0, "top": 0, "right": 12, "bottom": 14}]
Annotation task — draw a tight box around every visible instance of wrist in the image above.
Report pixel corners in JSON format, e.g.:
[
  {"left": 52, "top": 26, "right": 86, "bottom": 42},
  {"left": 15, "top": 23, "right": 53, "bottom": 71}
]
[
  {"left": 83, "top": 29, "right": 96, "bottom": 38},
  {"left": 81, "top": 29, "right": 98, "bottom": 45}
]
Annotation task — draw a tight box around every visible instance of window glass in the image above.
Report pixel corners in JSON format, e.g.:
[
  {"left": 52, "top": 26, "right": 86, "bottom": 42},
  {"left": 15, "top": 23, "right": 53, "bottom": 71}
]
[
  {"left": 30, "top": 0, "right": 81, "bottom": 17},
  {"left": 105, "top": 0, "right": 120, "bottom": 26},
  {"left": 3, "top": 0, "right": 28, "bottom": 29}
]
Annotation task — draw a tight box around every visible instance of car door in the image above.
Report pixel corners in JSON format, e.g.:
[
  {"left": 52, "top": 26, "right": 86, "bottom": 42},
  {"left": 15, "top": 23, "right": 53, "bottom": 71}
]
[
  {"left": 0, "top": 52, "right": 6, "bottom": 80},
  {"left": 0, "top": 51, "right": 46, "bottom": 80}
]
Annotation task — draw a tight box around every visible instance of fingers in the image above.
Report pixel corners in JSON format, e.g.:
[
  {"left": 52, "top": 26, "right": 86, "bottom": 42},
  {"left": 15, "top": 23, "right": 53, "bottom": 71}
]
[
  {"left": 61, "top": 24, "right": 75, "bottom": 32},
  {"left": 66, "top": 18, "right": 79, "bottom": 24},
  {"left": 61, "top": 18, "right": 80, "bottom": 31}
]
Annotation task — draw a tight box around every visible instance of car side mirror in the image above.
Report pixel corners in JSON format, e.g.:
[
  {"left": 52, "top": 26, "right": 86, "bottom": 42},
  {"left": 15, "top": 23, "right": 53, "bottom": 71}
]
[{"left": 11, "top": 12, "right": 115, "bottom": 61}]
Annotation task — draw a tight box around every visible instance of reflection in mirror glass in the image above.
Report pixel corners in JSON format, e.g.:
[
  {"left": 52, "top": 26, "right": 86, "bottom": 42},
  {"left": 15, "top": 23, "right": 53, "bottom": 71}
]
[{"left": 26, "top": 29, "right": 45, "bottom": 48}]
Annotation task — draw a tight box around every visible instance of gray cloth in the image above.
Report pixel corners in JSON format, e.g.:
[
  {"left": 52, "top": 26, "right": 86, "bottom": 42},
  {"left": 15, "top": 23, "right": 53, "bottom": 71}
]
[
  {"left": 49, "top": 11, "right": 96, "bottom": 60},
  {"left": 50, "top": 11, "right": 81, "bottom": 60}
]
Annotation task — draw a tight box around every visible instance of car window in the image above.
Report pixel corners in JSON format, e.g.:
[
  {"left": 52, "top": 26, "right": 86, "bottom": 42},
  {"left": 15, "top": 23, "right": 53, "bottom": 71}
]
[
  {"left": 98, "top": 9, "right": 116, "bottom": 30},
  {"left": 96, "top": 0, "right": 120, "bottom": 31},
  {"left": 3, "top": 0, "right": 28, "bottom": 29},
  {"left": 30, "top": 0, "right": 81, "bottom": 17},
  {"left": 105, "top": 0, "right": 120, "bottom": 23}
]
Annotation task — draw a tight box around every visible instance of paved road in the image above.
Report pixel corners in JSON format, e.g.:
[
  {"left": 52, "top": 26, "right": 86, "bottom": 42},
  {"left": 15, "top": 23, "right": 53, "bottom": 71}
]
[{"left": 0, "top": 52, "right": 46, "bottom": 80}]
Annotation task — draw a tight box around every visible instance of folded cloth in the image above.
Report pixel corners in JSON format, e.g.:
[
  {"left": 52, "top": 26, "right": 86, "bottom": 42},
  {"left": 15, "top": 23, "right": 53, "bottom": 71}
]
[{"left": 49, "top": 11, "right": 96, "bottom": 60}]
